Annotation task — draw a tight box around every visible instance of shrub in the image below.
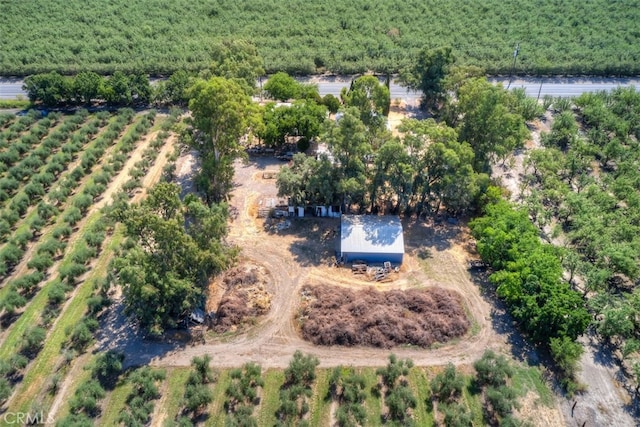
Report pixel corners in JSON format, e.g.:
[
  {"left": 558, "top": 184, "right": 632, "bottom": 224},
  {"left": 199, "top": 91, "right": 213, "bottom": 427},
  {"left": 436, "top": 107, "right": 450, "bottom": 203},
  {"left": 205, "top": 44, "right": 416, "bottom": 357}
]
[
  {"left": 20, "top": 326, "right": 47, "bottom": 358},
  {"left": 431, "top": 363, "right": 465, "bottom": 404},
  {"left": 66, "top": 317, "right": 99, "bottom": 352},
  {"left": 27, "top": 253, "right": 54, "bottom": 273},
  {"left": 48, "top": 280, "right": 69, "bottom": 306},
  {"left": 12, "top": 228, "right": 33, "bottom": 249},
  {"left": 10, "top": 193, "right": 30, "bottom": 217},
  {"left": 92, "top": 350, "right": 125, "bottom": 389},
  {"left": 69, "top": 379, "right": 105, "bottom": 417},
  {"left": 63, "top": 206, "right": 83, "bottom": 226},
  {"left": 38, "top": 237, "right": 67, "bottom": 257},
  {"left": 1, "top": 289, "right": 27, "bottom": 315},
  {"left": 0, "top": 243, "right": 24, "bottom": 267},
  {"left": 29, "top": 214, "right": 46, "bottom": 234},
  {"left": 473, "top": 350, "right": 513, "bottom": 388},
  {"left": 52, "top": 224, "right": 72, "bottom": 239},
  {"left": 24, "top": 182, "right": 45, "bottom": 199},
  {"left": 59, "top": 262, "right": 87, "bottom": 285},
  {"left": 73, "top": 194, "right": 93, "bottom": 213}
]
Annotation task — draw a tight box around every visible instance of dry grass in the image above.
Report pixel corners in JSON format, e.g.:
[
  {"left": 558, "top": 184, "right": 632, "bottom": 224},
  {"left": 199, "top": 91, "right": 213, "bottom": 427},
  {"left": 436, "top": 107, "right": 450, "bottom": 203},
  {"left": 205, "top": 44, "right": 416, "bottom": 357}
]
[{"left": 299, "top": 284, "right": 469, "bottom": 348}]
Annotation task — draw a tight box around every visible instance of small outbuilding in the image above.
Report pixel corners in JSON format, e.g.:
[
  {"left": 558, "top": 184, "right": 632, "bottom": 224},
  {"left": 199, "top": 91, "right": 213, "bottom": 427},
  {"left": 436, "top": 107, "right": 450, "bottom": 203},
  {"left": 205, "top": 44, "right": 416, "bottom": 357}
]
[{"left": 337, "top": 215, "right": 405, "bottom": 264}]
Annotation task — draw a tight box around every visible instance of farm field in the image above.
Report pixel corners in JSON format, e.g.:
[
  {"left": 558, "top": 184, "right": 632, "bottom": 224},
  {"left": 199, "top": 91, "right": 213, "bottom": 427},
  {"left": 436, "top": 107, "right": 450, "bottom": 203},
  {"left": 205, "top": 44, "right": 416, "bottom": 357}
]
[
  {"left": 73, "top": 364, "right": 555, "bottom": 426},
  {"left": 1, "top": 0, "right": 640, "bottom": 76},
  {"left": 0, "top": 107, "right": 181, "bottom": 423},
  {"left": 3, "top": 71, "right": 639, "bottom": 425}
]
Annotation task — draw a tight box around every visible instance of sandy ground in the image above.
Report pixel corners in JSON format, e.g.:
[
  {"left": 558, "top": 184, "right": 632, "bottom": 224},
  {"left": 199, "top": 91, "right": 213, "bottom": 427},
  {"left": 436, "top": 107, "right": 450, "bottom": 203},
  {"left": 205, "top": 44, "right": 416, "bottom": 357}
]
[{"left": 559, "top": 333, "right": 637, "bottom": 426}]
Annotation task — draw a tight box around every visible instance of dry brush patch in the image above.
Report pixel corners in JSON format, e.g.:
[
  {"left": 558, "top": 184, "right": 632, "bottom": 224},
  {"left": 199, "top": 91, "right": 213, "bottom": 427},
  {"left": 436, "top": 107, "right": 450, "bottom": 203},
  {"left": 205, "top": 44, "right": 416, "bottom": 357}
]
[
  {"left": 211, "top": 264, "right": 272, "bottom": 333},
  {"left": 299, "top": 285, "right": 469, "bottom": 349}
]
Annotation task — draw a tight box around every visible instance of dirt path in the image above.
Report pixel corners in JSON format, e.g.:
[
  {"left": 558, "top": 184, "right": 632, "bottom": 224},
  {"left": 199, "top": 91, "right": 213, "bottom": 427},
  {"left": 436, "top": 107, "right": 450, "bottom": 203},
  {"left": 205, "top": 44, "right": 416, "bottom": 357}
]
[
  {"left": 558, "top": 333, "right": 636, "bottom": 427},
  {"left": 46, "top": 352, "right": 91, "bottom": 423},
  {"left": 90, "top": 129, "right": 158, "bottom": 213},
  {"left": 85, "top": 149, "right": 571, "bottom": 426},
  {"left": 133, "top": 134, "right": 176, "bottom": 202}
]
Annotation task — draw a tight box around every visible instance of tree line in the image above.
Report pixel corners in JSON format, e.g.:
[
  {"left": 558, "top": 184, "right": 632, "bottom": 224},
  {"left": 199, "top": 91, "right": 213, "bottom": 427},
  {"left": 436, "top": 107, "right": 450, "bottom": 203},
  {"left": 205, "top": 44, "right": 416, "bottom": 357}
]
[{"left": 276, "top": 60, "right": 532, "bottom": 217}]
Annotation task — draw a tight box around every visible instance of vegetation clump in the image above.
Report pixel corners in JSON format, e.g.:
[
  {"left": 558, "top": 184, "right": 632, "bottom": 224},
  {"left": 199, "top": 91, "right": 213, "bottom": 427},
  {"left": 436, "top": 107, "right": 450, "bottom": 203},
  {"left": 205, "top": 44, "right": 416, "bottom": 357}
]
[{"left": 299, "top": 285, "right": 469, "bottom": 348}]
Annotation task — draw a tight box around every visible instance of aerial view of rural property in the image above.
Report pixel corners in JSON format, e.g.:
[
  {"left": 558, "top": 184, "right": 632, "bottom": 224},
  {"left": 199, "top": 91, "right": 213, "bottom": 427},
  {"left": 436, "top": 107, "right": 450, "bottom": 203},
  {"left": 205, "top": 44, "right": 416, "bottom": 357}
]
[{"left": 2, "top": 0, "right": 640, "bottom": 426}]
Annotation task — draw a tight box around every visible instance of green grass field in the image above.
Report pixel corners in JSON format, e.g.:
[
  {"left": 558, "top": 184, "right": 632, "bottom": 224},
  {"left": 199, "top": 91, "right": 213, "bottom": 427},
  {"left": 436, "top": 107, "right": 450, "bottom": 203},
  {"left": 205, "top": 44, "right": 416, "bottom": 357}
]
[{"left": 1, "top": 0, "right": 639, "bottom": 76}]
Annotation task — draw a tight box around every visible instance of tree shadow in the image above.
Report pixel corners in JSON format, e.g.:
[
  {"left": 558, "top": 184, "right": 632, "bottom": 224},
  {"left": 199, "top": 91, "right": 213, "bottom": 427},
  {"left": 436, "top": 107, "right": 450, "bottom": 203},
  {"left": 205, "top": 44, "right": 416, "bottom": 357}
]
[
  {"left": 263, "top": 215, "right": 465, "bottom": 268},
  {"left": 264, "top": 217, "right": 339, "bottom": 267},
  {"left": 243, "top": 154, "right": 282, "bottom": 170},
  {"left": 468, "top": 268, "right": 541, "bottom": 367},
  {"left": 403, "top": 216, "right": 461, "bottom": 253},
  {"left": 95, "top": 296, "right": 186, "bottom": 369}
]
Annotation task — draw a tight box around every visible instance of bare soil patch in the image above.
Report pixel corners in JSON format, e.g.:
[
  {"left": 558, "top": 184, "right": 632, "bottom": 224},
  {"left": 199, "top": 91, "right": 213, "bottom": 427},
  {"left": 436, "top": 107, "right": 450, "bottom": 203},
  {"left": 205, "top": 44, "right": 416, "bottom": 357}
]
[
  {"left": 209, "top": 263, "right": 272, "bottom": 333},
  {"left": 298, "top": 284, "right": 469, "bottom": 348}
]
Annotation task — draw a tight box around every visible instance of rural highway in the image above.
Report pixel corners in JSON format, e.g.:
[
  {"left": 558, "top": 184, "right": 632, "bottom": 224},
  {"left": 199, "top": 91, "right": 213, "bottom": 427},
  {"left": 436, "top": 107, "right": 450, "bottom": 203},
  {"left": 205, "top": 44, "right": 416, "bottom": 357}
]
[{"left": 2, "top": 76, "right": 640, "bottom": 101}]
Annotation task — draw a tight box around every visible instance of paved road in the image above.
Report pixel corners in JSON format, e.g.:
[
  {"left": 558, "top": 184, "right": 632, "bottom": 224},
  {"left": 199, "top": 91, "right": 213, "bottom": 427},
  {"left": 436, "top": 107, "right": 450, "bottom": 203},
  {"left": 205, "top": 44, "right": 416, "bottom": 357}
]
[
  {"left": 300, "top": 75, "right": 640, "bottom": 101},
  {"left": 491, "top": 76, "right": 640, "bottom": 98},
  {"left": 3, "top": 76, "right": 640, "bottom": 101},
  {"left": 0, "top": 78, "right": 25, "bottom": 100}
]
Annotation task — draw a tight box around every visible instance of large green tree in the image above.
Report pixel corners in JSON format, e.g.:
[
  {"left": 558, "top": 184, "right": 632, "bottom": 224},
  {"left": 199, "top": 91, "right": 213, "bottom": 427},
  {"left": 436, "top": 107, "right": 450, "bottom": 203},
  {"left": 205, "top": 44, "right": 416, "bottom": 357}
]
[
  {"left": 399, "top": 47, "right": 455, "bottom": 111},
  {"left": 113, "top": 183, "right": 233, "bottom": 335},
  {"left": 206, "top": 40, "right": 264, "bottom": 96},
  {"left": 264, "top": 71, "right": 301, "bottom": 101},
  {"left": 72, "top": 71, "right": 103, "bottom": 104},
  {"left": 455, "top": 78, "right": 529, "bottom": 171},
  {"left": 341, "top": 75, "right": 390, "bottom": 128},
  {"left": 323, "top": 108, "right": 372, "bottom": 210},
  {"left": 260, "top": 100, "right": 327, "bottom": 147},
  {"left": 23, "top": 72, "right": 71, "bottom": 106},
  {"left": 187, "top": 77, "right": 260, "bottom": 204}
]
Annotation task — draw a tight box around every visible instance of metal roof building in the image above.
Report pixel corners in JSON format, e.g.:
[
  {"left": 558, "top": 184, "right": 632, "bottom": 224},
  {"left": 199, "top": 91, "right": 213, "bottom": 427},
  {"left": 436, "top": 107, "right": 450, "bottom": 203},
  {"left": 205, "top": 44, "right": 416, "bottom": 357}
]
[{"left": 337, "top": 215, "right": 404, "bottom": 264}]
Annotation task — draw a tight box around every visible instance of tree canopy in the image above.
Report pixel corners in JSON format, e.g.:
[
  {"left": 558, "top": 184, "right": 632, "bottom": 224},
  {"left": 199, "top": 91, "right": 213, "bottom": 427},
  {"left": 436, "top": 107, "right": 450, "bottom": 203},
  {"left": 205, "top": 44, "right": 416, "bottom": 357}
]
[
  {"left": 187, "top": 77, "right": 260, "bottom": 204},
  {"left": 399, "top": 46, "right": 454, "bottom": 110},
  {"left": 112, "top": 183, "right": 234, "bottom": 335}
]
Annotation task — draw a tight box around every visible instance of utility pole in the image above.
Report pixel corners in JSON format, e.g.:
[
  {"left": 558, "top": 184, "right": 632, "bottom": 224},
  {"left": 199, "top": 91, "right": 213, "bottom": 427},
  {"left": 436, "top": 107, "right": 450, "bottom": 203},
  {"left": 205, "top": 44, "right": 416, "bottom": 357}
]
[
  {"left": 537, "top": 77, "right": 544, "bottom": 102},
  {"left": 507, "top": 43, "right": 520, "bottom": 89}
]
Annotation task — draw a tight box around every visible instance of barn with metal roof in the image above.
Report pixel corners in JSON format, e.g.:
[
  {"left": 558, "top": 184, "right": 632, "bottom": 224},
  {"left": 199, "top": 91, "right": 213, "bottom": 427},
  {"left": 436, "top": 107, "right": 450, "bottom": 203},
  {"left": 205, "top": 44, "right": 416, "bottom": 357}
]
[{"left": 337, "top": 215, "right": 405, "bottom": 264}]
